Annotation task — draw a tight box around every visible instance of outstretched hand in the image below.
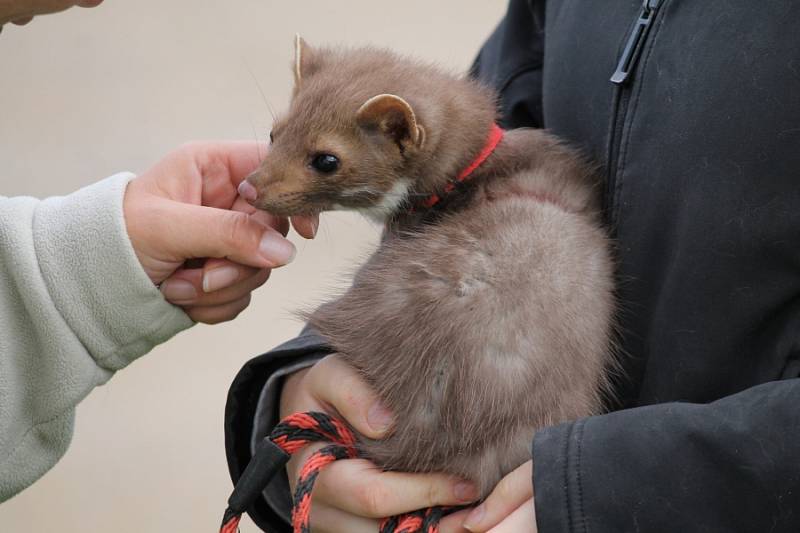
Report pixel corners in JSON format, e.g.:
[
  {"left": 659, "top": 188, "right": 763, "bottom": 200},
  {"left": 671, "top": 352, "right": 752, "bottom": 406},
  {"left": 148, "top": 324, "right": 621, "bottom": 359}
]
[
  {"left": 123, "top": 141, "right": 318, "bottom": 324},
  {"left": 280, "top": 354, "right": 479, "bottom": 532}
]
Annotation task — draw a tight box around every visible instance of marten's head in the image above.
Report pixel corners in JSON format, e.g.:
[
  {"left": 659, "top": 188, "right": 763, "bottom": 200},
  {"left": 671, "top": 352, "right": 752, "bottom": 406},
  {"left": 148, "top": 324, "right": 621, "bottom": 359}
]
[{"left": 239, "top": 36, "right": 496, "bottom": 221}]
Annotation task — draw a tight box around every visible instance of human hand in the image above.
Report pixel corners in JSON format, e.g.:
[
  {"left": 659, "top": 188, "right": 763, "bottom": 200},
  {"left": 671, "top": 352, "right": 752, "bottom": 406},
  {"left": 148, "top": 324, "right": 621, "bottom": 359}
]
[
  {"left": 280, "top": 354, "right": 479, "bottom": 533},
  {"left": 123, "top": 141, "right": 318, "bottom": 324},
  {"left": 480, "top": 499, "right": 535, "bottom": 533},
  {"left": 456, "top": 461, "right": 536, "bottom": 533},
  {"left": 1, "top": 0, "right": 104, "bottom": 27}
]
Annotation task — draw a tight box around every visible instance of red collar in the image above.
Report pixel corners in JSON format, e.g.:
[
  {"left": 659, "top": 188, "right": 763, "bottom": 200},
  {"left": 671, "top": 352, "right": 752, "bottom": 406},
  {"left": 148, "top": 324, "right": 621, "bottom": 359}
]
[{"left": 416, "top": 123, "right": 505, "bottom": 210}]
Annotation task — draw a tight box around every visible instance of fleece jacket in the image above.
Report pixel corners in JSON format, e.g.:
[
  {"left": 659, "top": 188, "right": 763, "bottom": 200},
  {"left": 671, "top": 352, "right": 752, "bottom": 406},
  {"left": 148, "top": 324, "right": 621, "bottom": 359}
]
[{"left": 0, "top": 173, "right": 193, "bottom": 501}]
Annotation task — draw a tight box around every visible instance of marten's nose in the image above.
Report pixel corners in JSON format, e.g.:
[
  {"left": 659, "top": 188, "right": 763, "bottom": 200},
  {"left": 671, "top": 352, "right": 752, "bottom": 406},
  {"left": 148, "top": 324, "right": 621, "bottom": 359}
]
[{"left": 238, "top": 180, "right": 258, "bottom": 203}]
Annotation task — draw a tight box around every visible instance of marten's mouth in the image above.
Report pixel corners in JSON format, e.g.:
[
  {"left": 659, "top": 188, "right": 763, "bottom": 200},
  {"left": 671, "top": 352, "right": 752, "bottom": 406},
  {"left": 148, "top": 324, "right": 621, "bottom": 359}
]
[
  {"left": 242, "top": 181, "right": 395, "bottom": 217},
  {"left": 250, "top": 191, "right": 328, "bottom": 217}
]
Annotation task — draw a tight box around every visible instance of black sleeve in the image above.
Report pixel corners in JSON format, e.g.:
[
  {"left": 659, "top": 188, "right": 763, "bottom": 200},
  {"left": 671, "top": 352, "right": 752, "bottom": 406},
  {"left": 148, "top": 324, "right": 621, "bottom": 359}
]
[
  {"left": 470, "top": 0, "right": 545, "bottom": 130},
  {"left": 533, "top": 379, "right": 800, "bottom": 532}
]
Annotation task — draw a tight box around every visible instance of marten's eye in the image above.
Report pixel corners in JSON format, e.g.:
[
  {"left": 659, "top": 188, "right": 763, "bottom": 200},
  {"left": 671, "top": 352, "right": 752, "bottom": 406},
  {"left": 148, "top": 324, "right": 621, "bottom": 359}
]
[
  {"left": 310, "top": 153, "right": 340, "bottom": 174},
  {"left": 269, "top": 130, "right": 274, "bottom": 144}
]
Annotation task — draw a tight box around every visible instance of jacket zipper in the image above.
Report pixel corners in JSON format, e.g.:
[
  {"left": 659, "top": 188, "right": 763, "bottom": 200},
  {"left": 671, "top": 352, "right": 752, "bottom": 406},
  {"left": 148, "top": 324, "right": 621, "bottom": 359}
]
[
  {"left": 610, "top": 0, "right": 663, "bottom": 85},
  {"left": 605, "top": 0, "right": 664, "bottom": 225}
]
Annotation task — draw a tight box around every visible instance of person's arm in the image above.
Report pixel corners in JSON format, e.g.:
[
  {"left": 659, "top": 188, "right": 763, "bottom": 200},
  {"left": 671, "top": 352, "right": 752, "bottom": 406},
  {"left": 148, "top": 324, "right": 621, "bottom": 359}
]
[
  {"left": 530, "top": 379, "right": 800, "bottom": 532},
  {"left": 0, "top": 173, "right": 192, "bottom": 501},
  {"left": 460, "top": 378, "right": 800, "bottom": 532},
  {"left": 0, "top": 141, "right": 310, "bottom": 502}
]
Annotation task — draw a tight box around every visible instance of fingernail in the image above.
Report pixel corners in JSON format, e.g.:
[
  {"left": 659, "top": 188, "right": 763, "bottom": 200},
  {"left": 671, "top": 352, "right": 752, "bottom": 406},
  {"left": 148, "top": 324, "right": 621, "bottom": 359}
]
[
  {"left": 454, "top": 481, "right": 478, "bottom": 503},
  {"left": 203, "top": 266, "right": 240, "bottom": 293},
  {"left": 238, "top": 180, "right": 258, "bottom": 202},
  {"left": 259, "top": 233, "right": 296, "bottom": 266},
  {"left": 463, "top": 503, "right": 485, "bottom": 530},
  {"left": 161, "top": 280, "right": 197, "bottom": 302},
  {"left": 367, "top": 402, "right": 393, "bottom": 433}
]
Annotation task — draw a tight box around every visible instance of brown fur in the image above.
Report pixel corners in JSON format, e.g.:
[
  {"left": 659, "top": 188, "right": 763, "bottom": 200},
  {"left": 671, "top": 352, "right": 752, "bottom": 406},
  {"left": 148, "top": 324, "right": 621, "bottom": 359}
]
[{"left": 245, "top": 39, "right": 617, "bottom": 497}]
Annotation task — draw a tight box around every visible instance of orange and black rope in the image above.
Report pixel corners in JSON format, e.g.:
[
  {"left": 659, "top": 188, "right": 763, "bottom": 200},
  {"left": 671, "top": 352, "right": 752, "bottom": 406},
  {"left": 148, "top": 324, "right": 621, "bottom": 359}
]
[{"left": 220, "top": 411, "right": 453, "bottom": 533}]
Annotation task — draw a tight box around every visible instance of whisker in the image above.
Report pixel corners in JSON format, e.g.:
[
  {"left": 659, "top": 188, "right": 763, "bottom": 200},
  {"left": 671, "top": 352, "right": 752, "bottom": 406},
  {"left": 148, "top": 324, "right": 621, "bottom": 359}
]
[
  {"left": 241, "top": 58, "right": 277, "bottom": 122},
  {"left": 248, "top": 118, "right": 263, "bottom": 161}
]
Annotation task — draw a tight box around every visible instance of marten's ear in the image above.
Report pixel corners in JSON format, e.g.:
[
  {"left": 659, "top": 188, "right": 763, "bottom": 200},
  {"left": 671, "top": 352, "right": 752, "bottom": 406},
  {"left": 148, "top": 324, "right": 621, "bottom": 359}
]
[
  {"left": 293, "top": 34, "right": 320, "bottom": 89},
  {"left": 356, "top": 94, "right": 426, "bottom": 151}
]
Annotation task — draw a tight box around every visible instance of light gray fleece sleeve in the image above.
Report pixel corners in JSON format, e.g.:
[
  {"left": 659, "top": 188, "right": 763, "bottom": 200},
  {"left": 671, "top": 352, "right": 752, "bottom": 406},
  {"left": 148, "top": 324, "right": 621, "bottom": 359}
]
[{"left": 0, "top": 172, "right": 194, "bottom": 501}]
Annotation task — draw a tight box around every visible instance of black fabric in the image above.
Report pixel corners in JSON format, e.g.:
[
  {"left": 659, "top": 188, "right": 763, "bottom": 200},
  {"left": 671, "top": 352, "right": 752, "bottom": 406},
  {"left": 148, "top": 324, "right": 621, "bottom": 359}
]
[
  {"left": 470, "top": 0, "right": 545, "bottom": 129},
  {"left": 475, "top": 0, "right": 800, "bottom": 531},
  {"left": 533, "top": 380, "right": 800, "bottom": 533},
  {"left": 225, "top": 1, "right": 800, "bottom": 531}
]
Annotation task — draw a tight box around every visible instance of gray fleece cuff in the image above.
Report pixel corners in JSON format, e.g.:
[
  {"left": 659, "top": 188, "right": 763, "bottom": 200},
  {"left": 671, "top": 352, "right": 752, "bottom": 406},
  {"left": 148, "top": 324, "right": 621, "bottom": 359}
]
[{"left": 32, "top": 172, "right": 194, "bottom": 370}]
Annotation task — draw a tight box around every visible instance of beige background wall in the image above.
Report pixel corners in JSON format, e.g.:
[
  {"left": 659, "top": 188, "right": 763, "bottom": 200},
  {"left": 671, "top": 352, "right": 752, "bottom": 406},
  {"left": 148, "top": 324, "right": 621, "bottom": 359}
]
[{"left": 0, "top": 1, "right": 505, "bottom": 531}]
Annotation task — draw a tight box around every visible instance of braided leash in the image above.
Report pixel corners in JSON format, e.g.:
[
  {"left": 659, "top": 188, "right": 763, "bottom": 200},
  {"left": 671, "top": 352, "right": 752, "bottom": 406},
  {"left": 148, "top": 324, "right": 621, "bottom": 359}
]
[{"left": 220, "top": 411, "right": 452, "bottom": 533}]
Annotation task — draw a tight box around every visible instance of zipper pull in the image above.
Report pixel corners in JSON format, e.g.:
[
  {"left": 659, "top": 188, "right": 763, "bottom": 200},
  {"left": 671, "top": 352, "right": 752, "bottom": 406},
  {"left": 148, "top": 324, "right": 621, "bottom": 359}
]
[{"left": 610, "top": 0, "right": 663, "bottom": 85}]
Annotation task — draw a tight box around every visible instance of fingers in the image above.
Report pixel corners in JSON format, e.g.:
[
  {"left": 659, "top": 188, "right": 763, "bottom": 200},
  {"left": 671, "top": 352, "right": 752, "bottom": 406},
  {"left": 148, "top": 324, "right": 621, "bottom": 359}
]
[
  {"left": 281, "top": 358, "right": 478, "bottom": 528},
  {"left": 486, "top": 499, "right": 536, "bottom": 533},
  {"left": 201, "top": 260, "right": 269, "bottom": 295},
  {"left": 463, "top": 461, "right": 533, "bottom": 532},
  {"left": 215, "top": 140, "right": 269, "bottom": 184},
  {"left": 188, "top": 140, "right": 268, "bottom": 187},
  {"left": 233, "top": 184, "right": 306, "bottom": 241},
  {"left": 286, "top": 446, "right": 380, "bottom": 533},
  {"left": 280, "top": 367, "right": 318, "bottom": 421},
  {"left": 302, "top": 506, "right": 495, "bottom": 533},
  {"left": 304, "top": 355, "right": 393, "bottom": 439},
  {"left": 155, "top": 141, "right": 266, "bottom": 210},
  {"left": 286, "top": 444, "right": 378, "bottom": 532},
  {"left": 183, "top": 294, "right": 252, "bottom": 324},
  {"left": 160, "top": 142, "right": 314, "bottom": 241},
  {"left": 125, "top": 142, "right": 303, "bottom": 286},
  {"left": 202, "top": 142, "right": 319, "bottom": 240},
  {"left": 126, "top": 190, "right": 296, "bottom": 273},
  {"left": 439, "top": 508, "right": 473, "bottom": 533},
  {"left": 196, "top": 140, "right": 267, "bottom": 210},
  {"left": 160, "top": 258, "right": 268, "bottom": 324},
  {"left": 287, "top": 442, "right": 326, "bottom": 494},
  {"left": 307, "top": 504, "right": 380, "bottom": 533},
  {"left": 233, "top": 186, "right": 314, "bottom": 239},
  {"left": 202, "top": 143, "right": 321, "bottom": 242},
  {"left": 166, "top": 201, "right": 296, "bottom": 269},
  {"left": 161, "top": 259, "right": 270, "bottom": 306},
  {"left": 313, "top": 459, "right": 478, "bottom": 518},
  {"left": 77, "top": 0, "right": 106, "bottom": 8}
]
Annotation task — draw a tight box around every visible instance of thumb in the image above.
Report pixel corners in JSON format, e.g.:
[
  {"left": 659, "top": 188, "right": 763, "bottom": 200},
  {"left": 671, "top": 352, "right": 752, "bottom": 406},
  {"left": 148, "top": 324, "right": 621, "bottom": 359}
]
[
  {"left": 305, "top": 355, "right": 394, "bottom": 439},
  {"left": 166, "top": 201, "right": 296, "bottom": 268}
]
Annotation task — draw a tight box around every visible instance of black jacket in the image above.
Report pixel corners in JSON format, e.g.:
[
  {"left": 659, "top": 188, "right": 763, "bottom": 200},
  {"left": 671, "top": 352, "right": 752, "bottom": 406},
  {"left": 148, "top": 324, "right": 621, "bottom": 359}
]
[{"left": 225, "top": 1, "right": 800, "bottom": 531}]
